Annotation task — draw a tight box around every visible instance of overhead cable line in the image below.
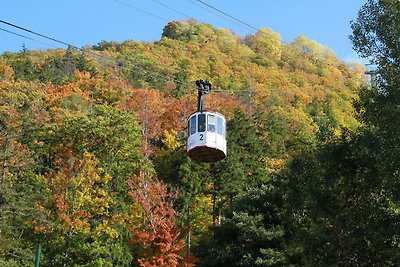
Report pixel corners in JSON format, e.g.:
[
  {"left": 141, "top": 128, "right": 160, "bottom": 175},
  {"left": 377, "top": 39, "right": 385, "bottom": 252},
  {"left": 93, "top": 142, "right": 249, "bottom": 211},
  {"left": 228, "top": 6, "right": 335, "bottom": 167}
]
[
  {"left": 0, "top": 27, "right": 36, "bottom": 42},
  {"left": 0, "top": 27, "right": 57, "bottom": 49},
  {"left": 0, "top": 20, "right": 73, "bottom": 48},
  {"left": 195, "top": 0, "right": 261, "bottom": 32},
  {"left": 113, "top": 0, "right": 169, "bottom": 22},
  {"left": 151, "top": 0, "right": 193, "bottom": 19},
  {"left": 185, "top": 0, "right": 246, "bottom": 30}
]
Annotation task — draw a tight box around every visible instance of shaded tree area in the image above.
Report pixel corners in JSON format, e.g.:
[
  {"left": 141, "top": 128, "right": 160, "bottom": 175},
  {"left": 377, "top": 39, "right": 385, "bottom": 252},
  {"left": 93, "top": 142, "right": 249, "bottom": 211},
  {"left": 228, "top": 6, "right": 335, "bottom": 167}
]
[
  {"left": 285, "top": 130, "right": 400, "bottom": 266},
  {"left": 197, "top": 184, "right": 286, "bottom": 267},
  {"left": 283, "top": 1, "right": 400, "bottom": 266}
]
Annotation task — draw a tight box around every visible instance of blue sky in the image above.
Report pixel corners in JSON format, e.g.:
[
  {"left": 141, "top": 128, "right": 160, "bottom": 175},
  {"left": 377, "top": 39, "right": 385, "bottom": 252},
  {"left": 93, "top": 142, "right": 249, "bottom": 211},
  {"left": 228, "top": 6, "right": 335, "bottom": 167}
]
[{"left": 0, "top": 0, "right": 366, "bottom": 62}]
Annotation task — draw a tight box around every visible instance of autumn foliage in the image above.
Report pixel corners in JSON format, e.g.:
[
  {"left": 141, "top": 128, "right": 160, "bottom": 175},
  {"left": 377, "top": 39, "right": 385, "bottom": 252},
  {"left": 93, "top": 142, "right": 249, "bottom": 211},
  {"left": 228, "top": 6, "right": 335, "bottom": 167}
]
[
  {"left": 130, "top": 175, "right": 195, "bottom": 267},
  {"left": 0, "top": 19, "right": 368, "bottom": 266}
]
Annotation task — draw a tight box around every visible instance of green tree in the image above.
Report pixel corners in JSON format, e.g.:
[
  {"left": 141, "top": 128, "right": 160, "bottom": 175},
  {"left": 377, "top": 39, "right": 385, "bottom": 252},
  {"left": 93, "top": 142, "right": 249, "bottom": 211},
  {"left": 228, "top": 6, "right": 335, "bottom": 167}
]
[
  {"left": 3, "top": 49, "right": 37, "bottom": 81},
  {"left": 0, "top": 174, "right": 48, "bottom": 267},
  {"left": 198, "top": 184, "right": 286, "bottom": 267},
  {"left": 282, "top": 2, "right": 400, "bottom": 265},
  {"left": 348, "top": 0, "right": 400, "bottom": 264},
  {"left": 162, "top": 20, "right": 215, "bottom": 42},
  {"left": 0, "top": 81, "right": 52, "bottom": 265},
  {"left": 350, "top": 0, "right": 400, "bottom": 127},
  {"left": 284, "top": 130, "right": 400, "bottom": 266}
]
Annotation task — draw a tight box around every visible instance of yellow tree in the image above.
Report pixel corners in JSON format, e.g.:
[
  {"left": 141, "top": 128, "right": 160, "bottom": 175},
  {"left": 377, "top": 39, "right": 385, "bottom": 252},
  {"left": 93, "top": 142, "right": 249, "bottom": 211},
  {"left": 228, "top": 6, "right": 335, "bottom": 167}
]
[{"left": 35, "top": 152, "right": 132, "bottom": 266}]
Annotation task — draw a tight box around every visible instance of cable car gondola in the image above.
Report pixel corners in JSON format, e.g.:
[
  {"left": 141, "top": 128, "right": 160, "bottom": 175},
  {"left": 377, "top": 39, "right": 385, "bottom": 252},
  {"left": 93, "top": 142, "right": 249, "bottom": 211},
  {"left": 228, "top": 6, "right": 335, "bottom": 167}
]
[{"left": 187, "top": 80, "right": 227, "bottom": 163}]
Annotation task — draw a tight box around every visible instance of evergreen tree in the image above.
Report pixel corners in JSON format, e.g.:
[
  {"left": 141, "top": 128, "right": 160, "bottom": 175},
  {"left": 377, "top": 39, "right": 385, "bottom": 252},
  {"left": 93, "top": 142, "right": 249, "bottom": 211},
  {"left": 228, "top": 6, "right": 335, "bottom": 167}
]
[
  {"left": 3, "top": 49, "right": 37, "bottom": 81},
  {"left": 198, "top": 185, "right": 286, "bottom": 267},
  {"left": 0, "top": 174, "right": 47, "bottom": 266}
]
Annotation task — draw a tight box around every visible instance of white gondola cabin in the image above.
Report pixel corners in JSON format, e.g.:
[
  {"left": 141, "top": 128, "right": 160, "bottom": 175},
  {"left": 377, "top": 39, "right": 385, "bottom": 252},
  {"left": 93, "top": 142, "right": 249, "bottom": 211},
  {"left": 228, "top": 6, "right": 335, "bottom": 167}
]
[
  {"left": 187, "top": 80, "right": 227, "bottom": 163},
  {"left": 187, "top": 111, "right": 226, "bottom": 163}
]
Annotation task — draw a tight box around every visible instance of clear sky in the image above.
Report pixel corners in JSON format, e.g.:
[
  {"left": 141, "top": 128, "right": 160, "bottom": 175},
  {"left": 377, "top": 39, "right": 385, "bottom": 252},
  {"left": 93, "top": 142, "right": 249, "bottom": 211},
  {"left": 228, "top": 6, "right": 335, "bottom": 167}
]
[{"left": 0, "top": 0, "right": 366, "bottom": 62}]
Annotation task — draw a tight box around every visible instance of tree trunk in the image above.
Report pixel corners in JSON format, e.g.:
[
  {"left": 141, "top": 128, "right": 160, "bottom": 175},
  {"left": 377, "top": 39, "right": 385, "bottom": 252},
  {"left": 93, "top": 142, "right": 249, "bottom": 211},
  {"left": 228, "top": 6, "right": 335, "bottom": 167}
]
[
  {"left": 212, "top": 192, "right": 217, "bottom": 229},
  {"left": 186, "top": 203, "right": 191, "bottom": 256},
  {"left": 1, "top": 133, "right": 9, "bottom": 182}
]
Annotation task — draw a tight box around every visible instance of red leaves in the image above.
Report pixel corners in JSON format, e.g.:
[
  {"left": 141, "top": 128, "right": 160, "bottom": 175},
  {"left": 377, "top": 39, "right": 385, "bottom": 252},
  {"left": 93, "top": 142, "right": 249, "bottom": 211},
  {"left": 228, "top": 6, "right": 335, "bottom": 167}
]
[{"left": 130, "top": 175, "right": 195, "bottom": 267}]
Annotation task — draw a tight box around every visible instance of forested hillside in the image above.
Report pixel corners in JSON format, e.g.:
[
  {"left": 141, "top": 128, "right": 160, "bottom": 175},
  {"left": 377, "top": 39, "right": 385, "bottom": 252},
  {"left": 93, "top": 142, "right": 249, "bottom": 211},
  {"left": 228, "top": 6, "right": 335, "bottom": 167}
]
[{"left": 2, "top": 8, "right": 398, "bottom": 265}]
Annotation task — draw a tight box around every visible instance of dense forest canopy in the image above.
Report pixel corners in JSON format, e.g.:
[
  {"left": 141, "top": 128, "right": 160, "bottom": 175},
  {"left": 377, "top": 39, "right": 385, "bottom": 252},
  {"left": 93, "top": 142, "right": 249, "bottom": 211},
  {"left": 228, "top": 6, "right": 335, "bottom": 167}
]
[{"left": 2, "top": 4, "right": 398, "bottom": 264}]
